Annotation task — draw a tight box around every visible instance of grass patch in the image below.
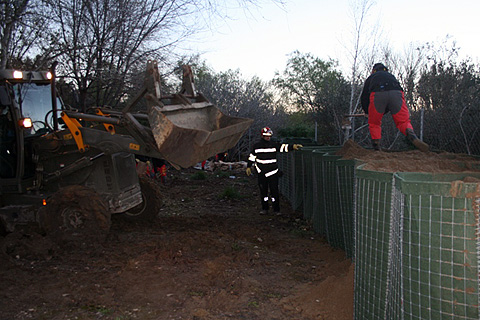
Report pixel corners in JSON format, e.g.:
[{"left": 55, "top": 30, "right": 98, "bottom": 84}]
[
  {"left": 231, "top": 241, "right": 243, "bottom": 251},
  {"left": 188, "top": 291, "right": 205, "bottom": 297},
  {"left": 190, "top": 171, "right": 208, "bottom": 180},
  {"left": 215, "top": 170, "right": 231, "bottom": 178},
  {"left": 81, "top": 305, "right": 113, "bottom": 315},
  {"left": 218, "top": 186, "right": 243, "bottom": 200}
]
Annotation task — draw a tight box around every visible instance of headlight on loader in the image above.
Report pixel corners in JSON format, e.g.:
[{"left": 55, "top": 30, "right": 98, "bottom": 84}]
[
  {"left": 19, "top": 117, "right": 32, "bottom": 129},
  {"left": 13, "top": 70, "right": 23, "bottom": 79}
]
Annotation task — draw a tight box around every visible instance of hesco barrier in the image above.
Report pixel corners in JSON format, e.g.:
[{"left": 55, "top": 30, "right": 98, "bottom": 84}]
[
  {"left": 356, "top": 168, "right": 480, "bottom": 320},
  {"left": 278, "top": 149, "right": 303, "bottom": 211},
  {"left": 301, "top": 147, "right": 317, "bottom": 221},
  {"left": 278, "top": 146, "right": 352, "bottom": 255},
  {"left": 354, "top": 168, "right": 397, "bottom": 319},
  {"left": 278, "top": 148, "right": 480, "bottom": 319},
  {"left": 335, "top": 158, "right": 358, "bottom": 259},
  {"left": 278, "top": 146, "right": 340, "bottom": 212},
  {"left": 318, "top": 153, "right": 345, "bottom": 251},
  {"left": 392, "top": 172, "right": 479, "bottom": 319}
]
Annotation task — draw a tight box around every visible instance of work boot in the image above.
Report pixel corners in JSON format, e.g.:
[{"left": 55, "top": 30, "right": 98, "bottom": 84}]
[
  {"left": 406, "top": 129, "right": 429, "bottom": 152},
  {"left": 371, "top": 139, "right": 381, "bottom": 151}
]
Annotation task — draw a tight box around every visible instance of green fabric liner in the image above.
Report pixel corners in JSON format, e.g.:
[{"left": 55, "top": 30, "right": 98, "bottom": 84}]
[
  {"left": 319, "top": 154, "right": 344, "bottom": 249},
  {"left": 301, "top": 148, "right": 316, "bottom": 220},
  {"left": 335, "top": 158, "right": 359, "bottom": 258},
  {"left": 310, "top": 151, "right": 331, "bottom": 237},
  {"left": 278, "top": 146, "right": 340, "bottom": 211}
]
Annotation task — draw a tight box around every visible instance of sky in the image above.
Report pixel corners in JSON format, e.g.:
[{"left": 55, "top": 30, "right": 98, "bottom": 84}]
[{"left": 185, "top": 0, "right": 480, "bottom": 81}]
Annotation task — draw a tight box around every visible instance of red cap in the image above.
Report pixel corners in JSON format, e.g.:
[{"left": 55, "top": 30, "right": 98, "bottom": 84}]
[{"left": 261, "top": 127, "right": 273, "bottom": 136}]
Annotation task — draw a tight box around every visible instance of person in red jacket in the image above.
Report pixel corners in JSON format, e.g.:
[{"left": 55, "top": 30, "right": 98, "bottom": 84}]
[
  {"left": 246, "top": 127, "right": 302, "bottom": 215},
  {"left": 360, "top": 63, "right": 429, "bottom": 152}
]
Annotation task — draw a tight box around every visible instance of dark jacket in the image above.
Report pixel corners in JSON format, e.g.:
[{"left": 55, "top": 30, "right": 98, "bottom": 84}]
[
  {"left": 247, "top": 139, "right": 292, "bottom": 177},
  {"left": 360, "top": 70, "right": 403, "bottom": 114}
]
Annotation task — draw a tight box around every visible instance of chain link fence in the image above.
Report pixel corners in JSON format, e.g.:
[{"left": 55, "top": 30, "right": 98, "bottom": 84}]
[{"left": 347, "top": 107, "right": 480, "bottom": 155}]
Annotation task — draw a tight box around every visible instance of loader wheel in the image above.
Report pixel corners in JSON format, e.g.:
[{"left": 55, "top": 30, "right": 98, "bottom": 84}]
[
  {"left": 124, "top": 176, "right": 163, "bottom": 221},
  {"left": 39, "top": 185, "right": 111, "bottom": 244}
]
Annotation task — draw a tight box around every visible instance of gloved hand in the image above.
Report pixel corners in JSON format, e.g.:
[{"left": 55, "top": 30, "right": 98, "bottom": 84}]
[
  {"left": 246, "top": 167, "right": 252, "bottom": 176},
  {"left": 293, "top": 144, "right": 303, "bottom": 150}
]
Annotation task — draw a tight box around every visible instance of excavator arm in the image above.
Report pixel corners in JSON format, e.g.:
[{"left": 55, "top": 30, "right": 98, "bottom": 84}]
[{"left": 45, "top": 60, "right": 252, "bottom": 169}]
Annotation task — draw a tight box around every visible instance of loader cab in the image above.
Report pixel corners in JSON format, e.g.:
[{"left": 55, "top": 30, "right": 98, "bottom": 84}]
[
  {"left": 0, "top": 86, "right": 18, "bottom": 179},
  {"left": 0, "top": 69, "right": 59, "bottom": 191}
]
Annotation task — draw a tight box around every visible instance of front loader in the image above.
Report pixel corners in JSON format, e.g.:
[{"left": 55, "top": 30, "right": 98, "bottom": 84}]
[{"left": 0, "top": 61, "right": 252, "bottom": 242}]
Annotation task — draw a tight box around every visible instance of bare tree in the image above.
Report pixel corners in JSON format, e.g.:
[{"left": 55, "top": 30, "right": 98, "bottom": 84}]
[
  {"left": 0, "top": 0, "right": 48, "bottom": 69},
  {"left": 42, "top": 0, "right": 208, "bottom": 110},
  {"left": 193, "top": 63, "right": 283, "bottom": 160},
  {"left": 341, "top": 0, "right": 382, "bottom": 143},
  {"left": 2, "top": 0, "right": 285, "bottom": 111},
  {"left": 345, "top": 0, "right": 375, "bottom": 113}
]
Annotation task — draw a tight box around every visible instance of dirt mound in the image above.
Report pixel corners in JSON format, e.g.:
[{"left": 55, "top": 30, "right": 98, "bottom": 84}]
[
  {"left": 337, "top": 139, "right": 480, "bottom": 173},
  {"left": 336, "top": 139, "right": 372, "bottom": 159}
]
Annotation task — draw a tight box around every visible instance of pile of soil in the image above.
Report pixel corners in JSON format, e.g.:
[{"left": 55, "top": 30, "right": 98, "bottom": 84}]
[
  {"left": 337, "top": 139, "right": 480, "bottom": 173},
  {"left": 0, "top": 169, "right": 353, "bottom": 320}
]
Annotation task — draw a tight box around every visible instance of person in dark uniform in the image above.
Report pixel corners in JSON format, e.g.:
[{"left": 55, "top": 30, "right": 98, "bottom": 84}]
[
  {"left": 246, "top": 127, "right": 302, "bottom": 215},
  {"left": 360, "top": 63, "right": 429, "bottom": 152}
]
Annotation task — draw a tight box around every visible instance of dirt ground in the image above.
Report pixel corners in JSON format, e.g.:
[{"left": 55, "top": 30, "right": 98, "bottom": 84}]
[
  {"left": 2, "top": 142, "right": 478, "bottom": 320},
  {"left": 0, "top": 167, "right": 354, "bottom": 320}
]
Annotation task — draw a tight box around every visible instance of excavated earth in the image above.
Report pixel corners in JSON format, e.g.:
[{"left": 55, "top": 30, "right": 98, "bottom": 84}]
[
  {"left": 1, "top": 141, "right": 479, "bottom": 320},
  {"left": 337, "top": 139, "right": 480, "bottom": 175}
]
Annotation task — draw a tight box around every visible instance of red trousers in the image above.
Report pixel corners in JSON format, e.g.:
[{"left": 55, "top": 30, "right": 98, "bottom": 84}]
[{"left": 368, "top": 90, "right": 413, "bottom": 140}]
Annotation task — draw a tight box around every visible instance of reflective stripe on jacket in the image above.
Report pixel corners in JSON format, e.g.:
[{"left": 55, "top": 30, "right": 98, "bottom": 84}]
[{"left": 247, "top": 139, "right": 291, "bottom": 177}]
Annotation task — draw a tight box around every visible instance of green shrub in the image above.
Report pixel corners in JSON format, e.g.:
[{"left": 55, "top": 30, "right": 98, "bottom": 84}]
[
  {"left": 215, "top": 170, "right": 231, "bottom": 178},
  {"left": 190, "top": 171, "right": 207, "bottom": 180},
  {"left": 219, "top": 186, "right": 241, "bottom": 199}
]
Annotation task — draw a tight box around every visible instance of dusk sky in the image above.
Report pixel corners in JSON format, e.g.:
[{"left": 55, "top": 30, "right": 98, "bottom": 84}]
[{"left": 186, "top": 0, "right": 480, "bottom": 80}]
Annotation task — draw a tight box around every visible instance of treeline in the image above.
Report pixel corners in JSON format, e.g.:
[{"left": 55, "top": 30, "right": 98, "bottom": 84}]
[
  {"left": 0, "top": 0, "right": 283, "bottom": 110},
  {"left": 192, "top": 50, "right": 480, "bottom": 158},
  {"left": 1, "top": 0, "right": 479, "bottom": 157}
]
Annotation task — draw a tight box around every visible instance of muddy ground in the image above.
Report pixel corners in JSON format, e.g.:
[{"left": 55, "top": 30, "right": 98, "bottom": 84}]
[
  {"left": 0, "top": 167, "right": 353, "bottom": 320},
  {"left": 2, "top": 142, "right": 478, "bottom": 320}
]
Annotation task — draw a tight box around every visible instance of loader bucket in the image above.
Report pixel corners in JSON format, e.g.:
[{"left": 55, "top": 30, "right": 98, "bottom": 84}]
[{"left": 147, "top": 95, "right": 253, "bottom": 168}]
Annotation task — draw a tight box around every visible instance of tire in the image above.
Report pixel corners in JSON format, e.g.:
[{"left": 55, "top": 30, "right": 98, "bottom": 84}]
[
  {"left": 123, "top": 176, "right": 163, "bottom": 221},
  {"left": 39, "top": 185, "right": 111, "bottom": 243}
]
